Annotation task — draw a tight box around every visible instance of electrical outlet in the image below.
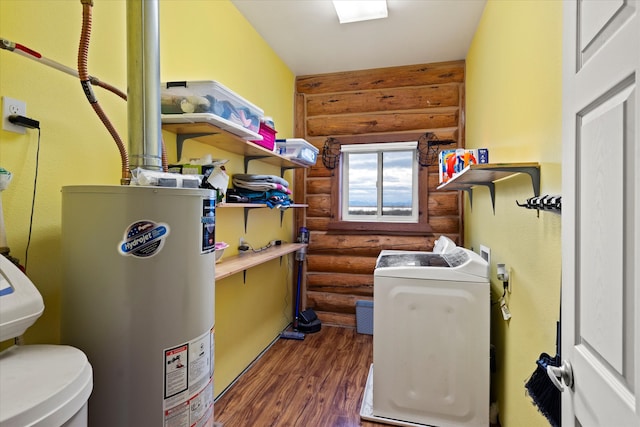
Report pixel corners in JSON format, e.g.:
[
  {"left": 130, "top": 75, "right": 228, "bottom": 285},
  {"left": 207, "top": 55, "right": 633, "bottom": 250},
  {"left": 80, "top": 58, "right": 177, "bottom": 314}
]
[
  {"left": 2, "top": 96, "right": 27, "bottom": 134},
  {"left": 480, "top": 245, "right": 490, "bottom": 265}
]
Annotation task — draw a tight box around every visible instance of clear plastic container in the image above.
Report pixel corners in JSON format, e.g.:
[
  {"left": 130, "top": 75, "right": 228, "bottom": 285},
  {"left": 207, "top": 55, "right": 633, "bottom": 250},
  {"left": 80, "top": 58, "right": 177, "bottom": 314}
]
[
  {"left": 275, "top": 139, "right": 319, "bottom": 165},
  {"left": 161, "top": 80, "right": 264, "bottom": 133}
]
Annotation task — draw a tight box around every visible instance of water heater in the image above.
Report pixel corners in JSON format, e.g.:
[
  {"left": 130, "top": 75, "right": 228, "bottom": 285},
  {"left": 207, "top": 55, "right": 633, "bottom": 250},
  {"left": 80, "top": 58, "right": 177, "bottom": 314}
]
[{"left": 61, "top": 185, "right": 216, "bottom": 427}]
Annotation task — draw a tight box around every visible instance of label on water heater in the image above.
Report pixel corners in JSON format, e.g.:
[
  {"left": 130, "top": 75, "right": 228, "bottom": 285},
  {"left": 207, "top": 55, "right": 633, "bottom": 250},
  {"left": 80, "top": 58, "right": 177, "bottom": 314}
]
[
  {"left": 118, "top": 220, "right": 170, "bottom": 258},
  {"left": 201, "top": 198, "right": 216, "bottom": 254},
  {"left": 163, "top": 327, "right": 215, "bottom": 427}
]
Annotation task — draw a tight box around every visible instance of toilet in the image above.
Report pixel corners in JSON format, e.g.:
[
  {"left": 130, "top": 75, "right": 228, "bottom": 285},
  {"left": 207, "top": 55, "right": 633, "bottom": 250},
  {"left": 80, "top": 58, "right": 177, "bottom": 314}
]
[{"left": 0, "top": 255, "right": 92, "bottom": 427}]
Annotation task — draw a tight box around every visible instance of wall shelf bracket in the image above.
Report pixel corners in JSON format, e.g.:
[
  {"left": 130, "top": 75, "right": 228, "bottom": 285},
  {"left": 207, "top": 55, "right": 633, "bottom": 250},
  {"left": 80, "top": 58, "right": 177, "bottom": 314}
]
[
  {"left": 463, "top": 188, "right": 473, "bottom": 209},
  {"left": 244, "top": 155, "right": 269, "bottom": 173},
  {"left": 176, "top": 132, "right": 217, "bottom": 160},
  {"left": 459, "top": 182, "right": 496, "bottom": 212},
  {"left": 479, "top": 182, "right": 496, "bottom": 213},
  {"left": 243, "top": 206, "right": 261, "bottom": 232},
  {"left": 487, "top": 165, "right": 540, "bottom": 198},
  {"left": 280, "top": 165, "right": 296, "bottom": 177}
]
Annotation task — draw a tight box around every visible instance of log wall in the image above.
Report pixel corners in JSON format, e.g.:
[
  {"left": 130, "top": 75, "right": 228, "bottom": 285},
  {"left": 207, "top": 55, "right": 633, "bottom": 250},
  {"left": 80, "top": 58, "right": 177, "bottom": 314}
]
[{"left": 294, "top": 61, "right": 465, "bottom": 327}]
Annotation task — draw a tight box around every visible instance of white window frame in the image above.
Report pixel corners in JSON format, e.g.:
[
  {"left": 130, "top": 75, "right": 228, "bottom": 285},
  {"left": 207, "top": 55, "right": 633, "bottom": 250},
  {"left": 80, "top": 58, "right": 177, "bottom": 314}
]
[{"left": 341, "top": 141, "right": 419, "bottom": 223}]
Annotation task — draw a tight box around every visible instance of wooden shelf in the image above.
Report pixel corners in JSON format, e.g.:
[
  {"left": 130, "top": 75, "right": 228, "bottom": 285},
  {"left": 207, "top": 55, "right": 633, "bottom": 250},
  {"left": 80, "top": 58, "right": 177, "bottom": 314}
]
[
  {"left": 215, "top": 243, "right": 305, "bottom": 281},
  {"left": 162, "top": 122, "right": 310, "bottom": 173},
  {"left": 436, "top": 162, "right": 540, "bottom": 212},
  {"left": 162, "top": 122, "right": 310, "bottom": 281}
]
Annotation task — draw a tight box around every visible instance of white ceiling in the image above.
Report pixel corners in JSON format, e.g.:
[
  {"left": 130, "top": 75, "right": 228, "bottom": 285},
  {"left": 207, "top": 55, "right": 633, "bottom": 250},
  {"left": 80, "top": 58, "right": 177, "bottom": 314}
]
[{"left": 230, "top": 0, "right": 487, "bottom": 76}]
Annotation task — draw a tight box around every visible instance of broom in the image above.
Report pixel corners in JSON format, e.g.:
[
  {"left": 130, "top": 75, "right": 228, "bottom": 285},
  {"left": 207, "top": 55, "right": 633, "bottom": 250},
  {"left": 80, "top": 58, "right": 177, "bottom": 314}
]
[{"left": 525, "top": 313, "right": 561, "bottom": 427}]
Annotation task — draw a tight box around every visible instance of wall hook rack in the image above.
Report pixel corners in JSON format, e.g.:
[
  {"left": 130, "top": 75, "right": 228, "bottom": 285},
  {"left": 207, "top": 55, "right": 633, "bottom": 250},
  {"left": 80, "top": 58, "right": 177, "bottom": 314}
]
[{"left": 516, "top": 195, "right": 561, "bottom": 213}]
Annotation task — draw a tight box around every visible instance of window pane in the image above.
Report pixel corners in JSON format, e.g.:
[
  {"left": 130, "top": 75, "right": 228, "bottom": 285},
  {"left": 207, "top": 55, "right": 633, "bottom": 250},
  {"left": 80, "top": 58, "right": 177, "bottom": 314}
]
[
  {"left": 347, "top": 152, "right": 377, "bottom": 216},
  {"left": 382, "top": 151, "right": 413, "bottom": 216}
]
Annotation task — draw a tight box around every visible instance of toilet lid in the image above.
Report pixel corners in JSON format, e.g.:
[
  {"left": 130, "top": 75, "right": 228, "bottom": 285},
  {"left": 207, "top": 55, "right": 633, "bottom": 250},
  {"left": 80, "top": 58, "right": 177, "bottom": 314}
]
[{"left": 0, "top": 344, "right": 93, "bottom": 426}]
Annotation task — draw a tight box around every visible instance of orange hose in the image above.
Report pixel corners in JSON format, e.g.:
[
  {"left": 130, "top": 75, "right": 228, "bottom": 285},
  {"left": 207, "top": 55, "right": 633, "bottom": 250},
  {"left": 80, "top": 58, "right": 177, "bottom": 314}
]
[{"left": 79, "top": 1, "right": 131, "bottom": 184}]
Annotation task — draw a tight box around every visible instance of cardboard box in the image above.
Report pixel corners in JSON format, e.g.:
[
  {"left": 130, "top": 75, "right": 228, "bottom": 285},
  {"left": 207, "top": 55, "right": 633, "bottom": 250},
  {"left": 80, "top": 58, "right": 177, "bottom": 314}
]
[
  {"left": 478, "top": 148, "right": 489, "bottom": 164},
  {"left": 439, "top": 149, "right": 457, "bottom": 183},
  {"left": 439, "top": 149, "right": 478, "bottom": 183}
]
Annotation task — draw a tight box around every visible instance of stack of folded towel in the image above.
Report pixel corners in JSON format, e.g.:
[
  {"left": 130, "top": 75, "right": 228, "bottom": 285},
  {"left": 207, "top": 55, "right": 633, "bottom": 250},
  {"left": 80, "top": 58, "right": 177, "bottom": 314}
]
[{"left": 230, "top": 174, "right": 292, "bottom": 209}]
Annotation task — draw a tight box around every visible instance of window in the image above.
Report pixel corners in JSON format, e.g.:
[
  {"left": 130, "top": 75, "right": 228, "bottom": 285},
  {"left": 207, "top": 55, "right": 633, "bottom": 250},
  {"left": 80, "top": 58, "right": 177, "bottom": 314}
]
[
  {"left": 327, "top": 134, "right": 432, "bottom": 235},
  {"left": 341, "top": 141, "right": 418, "bottom": 223}
]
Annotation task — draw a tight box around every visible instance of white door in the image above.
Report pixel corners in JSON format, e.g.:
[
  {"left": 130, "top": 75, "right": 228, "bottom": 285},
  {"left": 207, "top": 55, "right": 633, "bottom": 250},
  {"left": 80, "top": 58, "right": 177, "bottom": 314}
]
[{"left": 562, "top": 1, "right": 640, "bottom": 426}]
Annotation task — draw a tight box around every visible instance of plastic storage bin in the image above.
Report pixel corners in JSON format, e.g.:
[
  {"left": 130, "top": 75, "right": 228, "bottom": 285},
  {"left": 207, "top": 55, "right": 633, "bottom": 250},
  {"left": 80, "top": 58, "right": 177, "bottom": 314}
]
[
  {"left": 356, "top": 300, "right": 373, "bottom": 335},
  {"left": 161, "top": 80, "right": 264, "bottom": 133},
  {"left": 275, "top": 139, "right": 319, "bottom": 166}
]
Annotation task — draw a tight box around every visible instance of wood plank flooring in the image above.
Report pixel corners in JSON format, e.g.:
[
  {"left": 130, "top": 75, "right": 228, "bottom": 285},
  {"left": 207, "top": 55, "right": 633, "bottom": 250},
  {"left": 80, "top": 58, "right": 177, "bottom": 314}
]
[{"left": 214, "top": 325, "right": 384, "bottom": 427}]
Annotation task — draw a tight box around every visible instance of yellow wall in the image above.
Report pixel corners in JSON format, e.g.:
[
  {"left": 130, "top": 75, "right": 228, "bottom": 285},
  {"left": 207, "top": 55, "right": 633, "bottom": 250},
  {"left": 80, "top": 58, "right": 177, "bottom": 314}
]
[
  {"left": 465, "top": 1, "right": 562, "bottom": 426},
  {"left": 0, "top": 0, "right": 295, "bottom": 396}
]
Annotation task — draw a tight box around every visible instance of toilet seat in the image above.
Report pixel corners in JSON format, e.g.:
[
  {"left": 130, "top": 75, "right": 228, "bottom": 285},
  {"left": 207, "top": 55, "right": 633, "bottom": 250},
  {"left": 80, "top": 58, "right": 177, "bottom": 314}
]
[{"left": 0, "top": 344, "right": 93, "bottom": 427}]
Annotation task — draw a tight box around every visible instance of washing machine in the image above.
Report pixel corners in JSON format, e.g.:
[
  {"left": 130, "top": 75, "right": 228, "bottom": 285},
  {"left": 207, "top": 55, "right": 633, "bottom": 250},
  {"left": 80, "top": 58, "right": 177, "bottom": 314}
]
[
  {"left": 0, "top": 255, "right": 93, "bottom": 427},
  {"left": 360, "top": 246, "right": 490, "bottom": 427}
]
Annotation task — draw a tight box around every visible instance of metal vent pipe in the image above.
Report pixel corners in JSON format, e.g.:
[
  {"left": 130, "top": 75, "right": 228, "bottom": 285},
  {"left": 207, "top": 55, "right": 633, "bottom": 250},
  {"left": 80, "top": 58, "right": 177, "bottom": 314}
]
[{"left": 126, "top": 0, "right": 162, "bottom": 171}]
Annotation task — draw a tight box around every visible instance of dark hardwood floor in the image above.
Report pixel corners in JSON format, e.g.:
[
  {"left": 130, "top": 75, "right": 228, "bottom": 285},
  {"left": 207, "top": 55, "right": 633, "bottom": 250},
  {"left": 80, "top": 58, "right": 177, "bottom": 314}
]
[{"left": 214, "top": 325, "right": 384, "bottom": 427}]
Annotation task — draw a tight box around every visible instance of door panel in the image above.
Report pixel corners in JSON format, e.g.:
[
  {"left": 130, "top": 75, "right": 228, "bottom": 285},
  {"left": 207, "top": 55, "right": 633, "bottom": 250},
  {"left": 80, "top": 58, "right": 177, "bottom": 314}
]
[
  {"left": 578, "top": 81, "right": 634, "bottom": 376},
  {"left": 562, "top": 1, "right": 639, "bottom": 426},
  {"left": 578, "top": 0, "right": 634, "bottom": 68}
]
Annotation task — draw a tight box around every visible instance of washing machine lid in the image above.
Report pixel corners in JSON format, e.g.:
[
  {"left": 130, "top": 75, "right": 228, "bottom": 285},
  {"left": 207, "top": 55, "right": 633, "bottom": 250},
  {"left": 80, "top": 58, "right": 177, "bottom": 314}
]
[
  {"left": 376, "top": 249, "right": 433, "bottom": 262},
  {"left": 374, "top": 247, "right": 489, "bottom": 281},
  {"left": 432, "top": 235, "right": 456, "bottom": 253},
  {"left": 375, "top": 236, "right": 456, "bottom": 264},
  {"left": 0, "top": 344, "right": 93, "bottom": 427},
  {"left": 376, "top": 252, "right": 450, "bottom": 268}
]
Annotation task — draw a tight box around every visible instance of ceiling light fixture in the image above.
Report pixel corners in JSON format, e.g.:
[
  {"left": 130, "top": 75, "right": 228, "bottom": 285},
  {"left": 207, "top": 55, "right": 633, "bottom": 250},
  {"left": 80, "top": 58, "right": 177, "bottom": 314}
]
[{"left": 332, "top": 0, "right": 388, "bottom": 24}]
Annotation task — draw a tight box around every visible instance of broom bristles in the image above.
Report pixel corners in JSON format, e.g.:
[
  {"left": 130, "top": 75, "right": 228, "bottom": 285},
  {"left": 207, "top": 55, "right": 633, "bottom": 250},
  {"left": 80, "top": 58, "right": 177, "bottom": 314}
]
[{"left": 525, "top": 354, "right": 561, "bottom": 427}]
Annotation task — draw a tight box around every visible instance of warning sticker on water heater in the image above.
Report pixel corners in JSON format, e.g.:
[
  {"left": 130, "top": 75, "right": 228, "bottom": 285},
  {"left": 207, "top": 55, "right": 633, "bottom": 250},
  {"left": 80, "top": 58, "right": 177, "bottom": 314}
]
[
  {"left": 118, "top": 220, "right": 170, "bottom": 258},
  {"left": 163, "top": 328, "right": 215, "bottom": 427}
]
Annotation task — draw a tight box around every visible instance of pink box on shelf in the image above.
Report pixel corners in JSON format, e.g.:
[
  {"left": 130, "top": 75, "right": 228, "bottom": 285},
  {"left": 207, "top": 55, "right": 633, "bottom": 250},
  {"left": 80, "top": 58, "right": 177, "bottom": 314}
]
[{"left": 250, "top": 122, "right": 277, "bottom": 151}]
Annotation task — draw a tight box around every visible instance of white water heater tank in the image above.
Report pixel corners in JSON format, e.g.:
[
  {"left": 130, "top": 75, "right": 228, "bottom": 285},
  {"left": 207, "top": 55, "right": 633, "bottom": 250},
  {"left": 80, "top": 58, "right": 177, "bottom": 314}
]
[{"left": 60, "top": 185, "right": 216, "bottom": 427}]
